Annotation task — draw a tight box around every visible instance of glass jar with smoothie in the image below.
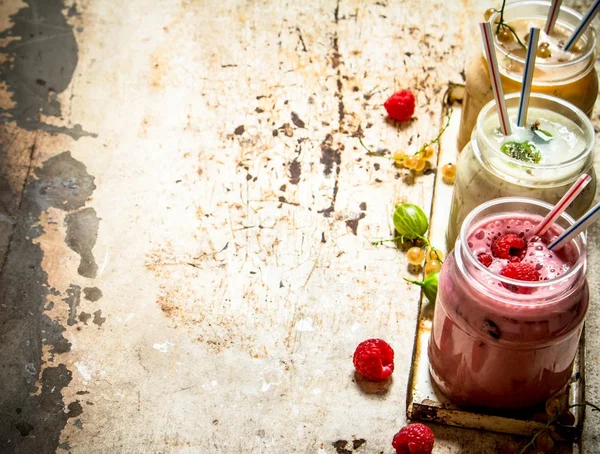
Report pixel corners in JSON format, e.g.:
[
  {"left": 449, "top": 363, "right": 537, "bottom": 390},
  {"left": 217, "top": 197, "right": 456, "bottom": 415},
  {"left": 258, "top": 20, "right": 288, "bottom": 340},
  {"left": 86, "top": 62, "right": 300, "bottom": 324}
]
[
  {"left": 457, "top": 0, "right": 598, "bottom": 151},
  {"left": 429, "top": 197, "right": 588, "bottom": 410},
  {"left": 446, "top": 92, "right": 595, "bottom": 250}
]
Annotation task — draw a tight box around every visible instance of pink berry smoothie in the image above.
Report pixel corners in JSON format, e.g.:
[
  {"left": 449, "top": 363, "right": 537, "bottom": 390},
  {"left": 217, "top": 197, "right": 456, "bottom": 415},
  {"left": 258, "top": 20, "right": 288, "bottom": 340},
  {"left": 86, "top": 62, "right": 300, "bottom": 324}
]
[
  {"left": 468, "top": 215, "right": 576, "bottom": 288},
  {"left": 428, "top": 199, "right": 588, "bottom": 410}
]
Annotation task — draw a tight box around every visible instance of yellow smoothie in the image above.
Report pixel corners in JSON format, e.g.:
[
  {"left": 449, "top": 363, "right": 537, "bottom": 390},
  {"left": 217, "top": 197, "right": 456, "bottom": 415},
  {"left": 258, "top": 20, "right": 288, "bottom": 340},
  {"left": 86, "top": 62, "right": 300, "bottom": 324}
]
[{"left": 457, "top": 1, "right": 598, "bottom": 151}]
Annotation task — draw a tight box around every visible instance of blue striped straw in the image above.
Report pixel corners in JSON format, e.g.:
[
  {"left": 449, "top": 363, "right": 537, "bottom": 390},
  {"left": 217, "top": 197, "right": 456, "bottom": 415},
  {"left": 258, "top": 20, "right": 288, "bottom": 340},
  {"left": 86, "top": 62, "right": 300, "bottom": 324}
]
[
  {"left": 548, "top": 200, "right": 600, "bottom": 250},
  {"left": 517, "top": 27, "right": 540, "bottom": 127},
  {"left": 563, "top": 0, "right": 600, "bottom": 52}
]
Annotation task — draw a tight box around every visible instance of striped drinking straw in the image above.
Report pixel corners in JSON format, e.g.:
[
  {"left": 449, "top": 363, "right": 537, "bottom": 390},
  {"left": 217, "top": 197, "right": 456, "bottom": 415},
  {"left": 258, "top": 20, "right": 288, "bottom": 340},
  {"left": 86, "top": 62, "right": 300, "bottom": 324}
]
[
  {"left": 480, "top": 22, "right": 511, "bottom": 136},
  {"left": 548, "top": 200, "right": 600, "bottom": 250},
  {"left": 517, "top": 27, "right": 540, "bottom": 127},
  {"left": 563, "top": 0, "right": 600, "bottom": 52},
  {"left": 532, "top": 174, "right": 591, "bottom": 237},
  {"left": 544, "top": 0, "right": 563, "bottom": 35}
]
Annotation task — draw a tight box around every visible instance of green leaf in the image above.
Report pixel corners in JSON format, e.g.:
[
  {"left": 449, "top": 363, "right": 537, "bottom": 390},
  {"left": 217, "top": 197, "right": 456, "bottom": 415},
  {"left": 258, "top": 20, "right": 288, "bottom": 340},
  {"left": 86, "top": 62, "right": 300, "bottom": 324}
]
[
  {"left": 500, "top": 141, "right": 541, "bottom": 164},
  {"left": 533, "top": 128, "right": 553, "bottom": 142}
]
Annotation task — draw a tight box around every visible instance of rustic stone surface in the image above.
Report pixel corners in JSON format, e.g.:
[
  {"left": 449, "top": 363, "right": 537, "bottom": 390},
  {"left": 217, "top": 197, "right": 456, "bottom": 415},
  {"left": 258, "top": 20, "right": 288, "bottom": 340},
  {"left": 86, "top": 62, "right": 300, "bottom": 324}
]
[{"left": 0, "top": 0, "right": 598, "bottom": 452}]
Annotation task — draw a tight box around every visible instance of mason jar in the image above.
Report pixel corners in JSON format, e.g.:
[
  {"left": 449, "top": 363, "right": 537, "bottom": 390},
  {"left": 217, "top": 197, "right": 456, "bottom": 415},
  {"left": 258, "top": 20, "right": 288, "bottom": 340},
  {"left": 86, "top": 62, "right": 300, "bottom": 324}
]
[
  {"left": 446, "top": 93, "right": 595, "bottom": 250},
  {"left": 457, "top": 0, "right": 598, "bottom": 151},
  {"left": 430, "top": 197, "right": 588, "bottom": 410}
]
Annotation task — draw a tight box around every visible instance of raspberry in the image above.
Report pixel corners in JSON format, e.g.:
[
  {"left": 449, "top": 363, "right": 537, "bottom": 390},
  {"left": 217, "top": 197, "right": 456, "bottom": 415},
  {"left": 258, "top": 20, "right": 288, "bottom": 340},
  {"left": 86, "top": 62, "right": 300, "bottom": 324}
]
[
  {"left": 500, "top": 262, "right": 540, "bottom": 293},
  {"left": 392, "top": 423, "right": 435, "bottom": 454},
  {"left": 384, "top": 90, "right": 416, "bottom": 122},
  {"left": 352, "top": 338, "right": 394, "bottom": 382},
  {"left": 492, "top": 233, "right": 527, "bottom": 262},
  {"left": 477, "top": 253, "right": 493, "bottom": 267}
]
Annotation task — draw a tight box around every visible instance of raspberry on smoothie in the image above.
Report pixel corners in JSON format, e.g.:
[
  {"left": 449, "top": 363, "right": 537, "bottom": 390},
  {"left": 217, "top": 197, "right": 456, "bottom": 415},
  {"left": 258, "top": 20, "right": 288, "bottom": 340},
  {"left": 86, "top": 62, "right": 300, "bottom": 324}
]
[{"left": 467, "top": 214, "right": 577, "bottom": 293}]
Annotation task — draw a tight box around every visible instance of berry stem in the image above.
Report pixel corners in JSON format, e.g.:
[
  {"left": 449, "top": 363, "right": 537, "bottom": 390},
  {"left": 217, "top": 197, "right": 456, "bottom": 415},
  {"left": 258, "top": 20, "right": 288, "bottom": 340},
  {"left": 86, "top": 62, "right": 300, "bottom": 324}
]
[
  {"left": 518, "top": 430, "right": 542, "bottom": 454},
  {"left": 501, "top": 23, "right": 527, "bottom": 49},
  {"left": 371, "top": 236, "right": 403, "bottom": 246},
  {"left": 404, "top": 277, "right": 425, "bottom": 286},
  {"left": 359, "top": 137, "right": 395, "bottom": 159},
  {"left": 416, "top": 235, "right": 431, "bottom": 247},
  {"left": 496, "top": 0, "right": 505, "bottom": 27},
  {"left": 415, "top": 107, "right": 453, "bottom": 156},
  {"left": 358, "top": 137, "right": 387, "bottom": 158},
  {"left": 415, "top": 235, "right": 444, "bottom": 264},
  {"left": 518, "top": 401, "right": 600, "bottom": 453},
  {"left": 495, "top": 0, "right": 526, "bottom": 49}
]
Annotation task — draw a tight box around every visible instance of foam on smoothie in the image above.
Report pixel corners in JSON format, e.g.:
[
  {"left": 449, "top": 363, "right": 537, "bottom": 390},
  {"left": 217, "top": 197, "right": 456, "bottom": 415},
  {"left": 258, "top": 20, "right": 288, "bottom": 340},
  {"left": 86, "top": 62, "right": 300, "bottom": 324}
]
[{"left": 467, "top": 213, "right": 576, "bottom": 293}]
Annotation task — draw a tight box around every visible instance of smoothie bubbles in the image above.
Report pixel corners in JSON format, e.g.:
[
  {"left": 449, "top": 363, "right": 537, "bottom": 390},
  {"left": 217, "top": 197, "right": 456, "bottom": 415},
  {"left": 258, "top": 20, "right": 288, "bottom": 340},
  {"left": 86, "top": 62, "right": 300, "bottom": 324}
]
[
  {"left": 428, "top": 197, "right": 589, "bottom": 410},
  {"left": 457, "top": 0, "right": 599, "bottom": 152}
]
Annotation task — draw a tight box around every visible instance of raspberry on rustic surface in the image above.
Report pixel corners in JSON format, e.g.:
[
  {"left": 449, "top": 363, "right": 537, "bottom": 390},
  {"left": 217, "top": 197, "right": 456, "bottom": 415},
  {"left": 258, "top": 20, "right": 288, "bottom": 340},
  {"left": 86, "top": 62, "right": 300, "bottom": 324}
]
[
  {"left": 392, "top": 422, "right": 435, "bottom": 454},
  {"left": 492, "top": 233, "right": 527, "bottom": 262},
  {"left": 352, "top": 338, "right": 394, "bottom": 382},
  {"left": 384, "top": 90, "right": 416, "bottom": 122}
]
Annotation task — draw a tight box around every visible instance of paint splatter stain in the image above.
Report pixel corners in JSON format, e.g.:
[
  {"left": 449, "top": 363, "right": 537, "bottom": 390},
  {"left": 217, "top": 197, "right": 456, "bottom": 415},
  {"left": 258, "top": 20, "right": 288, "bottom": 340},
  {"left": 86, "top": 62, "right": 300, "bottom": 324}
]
[
  {"left": 332, "top": 440, "right": 352, "bottom": 454},
  {"left": 31, "top": 151, "right": 96, "bottom": 212},
  {"left": 288, "top": 158, "right": 301, "bottom": 185},
  {"left": 64, "top": 284, "right": 81, "bottom": 326},
  {"left": 0, "top": 0, "right": 95, "bottom": 139},
  {"left": 291, "top": 112, "right": 305, "bottom": 128},
  {"left": 92, "top": 310, "right": 106, "bottom": 326},
  {"left": 345, "top": 213, "right": 366, "bottom": 236},
  {"left": 65, "top": 208, "right": 99, "bottom": 278},
  {"left": 83, "top": 287, "right": 102, "bottom": 302}
]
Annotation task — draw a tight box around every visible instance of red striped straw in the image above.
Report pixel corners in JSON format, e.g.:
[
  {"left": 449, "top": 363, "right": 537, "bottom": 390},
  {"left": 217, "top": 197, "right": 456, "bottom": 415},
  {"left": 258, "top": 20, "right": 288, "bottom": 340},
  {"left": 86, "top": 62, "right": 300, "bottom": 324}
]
[
  {"left": 532, "top": 174, "right": 592, "bottom": 236},
  {"left": 544, "top": 0, "right": 563, "bottom": 35},
  {"left": 480, "top": 22, "right": 512, "bottom": 136}
]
